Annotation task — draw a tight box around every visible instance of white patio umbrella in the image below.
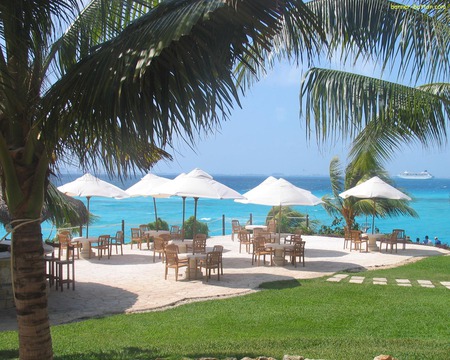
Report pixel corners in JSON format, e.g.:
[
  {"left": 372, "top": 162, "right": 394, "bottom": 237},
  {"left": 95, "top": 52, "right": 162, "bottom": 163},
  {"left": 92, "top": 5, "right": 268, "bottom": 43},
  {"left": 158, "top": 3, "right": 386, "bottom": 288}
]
[
  {"left": 57, "top": 173, "right": 129, "bottom": 237},
  {"left": 339, "top": 176, "right": 411, "bottom": 233},
  {"left": 236, "top": 177, "right": 323, "bottom": 237},
  {"left": 125, "top": 173, "right": 170, "bottom": 227},
  {"left": 152, "top": 168, "right": 243, "bottom": 236}
]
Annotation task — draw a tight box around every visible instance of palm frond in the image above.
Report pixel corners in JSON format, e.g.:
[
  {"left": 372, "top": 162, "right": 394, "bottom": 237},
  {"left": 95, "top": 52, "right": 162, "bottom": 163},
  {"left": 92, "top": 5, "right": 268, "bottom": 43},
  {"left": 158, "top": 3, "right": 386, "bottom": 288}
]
[
  {"left": 300, "top": 68, "right": 449, "bottom": 145},
  {"left": 41, "top": 0, "right": 313, "bottom": 177},
  {"left": 306, "top": 0, "right": 450, "bottom": 81}
]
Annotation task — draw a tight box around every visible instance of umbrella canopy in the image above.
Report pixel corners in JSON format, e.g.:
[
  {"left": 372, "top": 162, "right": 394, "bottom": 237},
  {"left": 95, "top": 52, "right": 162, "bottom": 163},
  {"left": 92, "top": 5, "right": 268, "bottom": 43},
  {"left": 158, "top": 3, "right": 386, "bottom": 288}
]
[
  {"left": 237, "top": 177, "right": 323, "bottom": 236},
  {"left": 339, "top": 176, "right": 411, "bottom": 233},
  {"left": 58, "top": 173, "right": 129, "bottom": 236},
  {"left": 152, "top": 168, "right": 243, "bottom": 236},
  {"left": 238, "top": 177, "right": 323, "bottom": 206},
  {"left": 125, "top": 173, "right": 170, "bottom": 227}
]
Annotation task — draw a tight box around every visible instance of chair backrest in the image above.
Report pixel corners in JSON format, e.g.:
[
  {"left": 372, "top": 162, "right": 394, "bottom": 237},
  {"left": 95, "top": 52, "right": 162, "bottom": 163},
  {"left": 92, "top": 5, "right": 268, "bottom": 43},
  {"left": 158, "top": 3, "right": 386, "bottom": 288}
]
[
  {"left": 206, "top": 251, "right": 221, "bottom": 266},
  {"left": 65, "top": 244, "right": 75, "bottom": 262},
  {"left": 350, "top": 230, "right": 362, "bottom": 241},
  {"left": 238, "top": 230, "right": 250, "bottom": 243},
  {"left": 231, "top": 220, "right": 241, "bottom": 231},
  {"left": 212, "top": 245, "right": 224, "bottom": 253},
  {"left": 294, "top": 241, "right": 305, "bottom": 254},
  {"left": 57, "top": 232, "right": 71, "bottom": 247},
  {"left": 290, "top": 234, "right": 302, "bottom": 243},
  {"left": 115, "top": 231, "right": 124, "bottom": 242},
  {"left": 139, "top": 224, "right": 149, "bottom": 237},
  {"left": 391, "top": 230, "right": 399, "bottom": 241},
  {"left": 164, "top": 249, "right": 179, "bottom": 266},
  {"left": 154, "top": 237, "right": 167, "bottom": 251},
  {"left": 170, "top": 225, "right": 180, "bottom": 234},
  {"left": 192, "top": 234, "right": 207, "bottom": 253},
  {"left": 98, "top": 235, "right": 110, "bottom": 247},
  {"left": 165, "top": 243, "right": 179, "bottom": 254},
  {"left": 252, "top": 236, "right": 266, "bottom": 252},
  {"left": 392, "top": 229, "right": 405, "bottom": 240},
  {"left": 131, "top": 228, "right": 141, "bottom": 239},
  {"left": 344, "top": 228, "right": 352, "bottom": 241}
]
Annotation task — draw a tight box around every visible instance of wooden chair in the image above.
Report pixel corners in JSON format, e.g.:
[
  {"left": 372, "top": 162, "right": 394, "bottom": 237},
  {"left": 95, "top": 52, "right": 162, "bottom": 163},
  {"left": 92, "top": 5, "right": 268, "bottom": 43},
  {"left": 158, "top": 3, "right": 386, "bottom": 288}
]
[
  {"left": 212, "top": 245, "right": 224, "bottom": 275},
  {"left": 285, "top": 233, "right": 302, "bottom": 244},
  {"left": 350, "top": 230, "right": 368, "bottom": 252},
  {"left": 286, "top": 241, "right": 305, "bottom": 267},
  {"left": 55, "top": 244, "right": 75, "bottom": 291},
  {"left": 380, "top": 230, "right": 399, "bottom": 253},
  {"left": 259, "top": 230, "right": 274, "bottom": 243},
  {"left": 201, "top": 251, "right": 221, "bottom": 282},
  {"left": 130, "top": 228, "right": 144, "bottom": 250},
  {"left": 153, "top": 236, "right": 168, "bottom": 263},
  {"left": 110, "top": 231, "right": 124, "bottom": 255},
  {"left": 231, "top": 219, "right": 242, "bottom": 241},
  {"left": 90, "top": 235, "right": 111, "bottom": 259},
  {"left": 393, "top": 229, "right": 407, "bottom": 250},
  {"left": 44, "top": 241, "right": 61, "bottom": 288},
  {"left": 238, "top": 229, "right": 251, "bottom": 253},
  {"left": 164, "top": 244, "right": 188, "bottom": 281},
  {"left": 57, "top": 231, "right": 81, "bottom": 259},
  {"left": 189, "top": 233, "right": 207, "bottom": 254},
  {"left": 251, "top": 236, "right": 273, "bottom": 266},
  {"left": 139, "top": 224, "right": 151, "bottom": 249},
  {"left": 343, "top": 228, "right": 352, "bottom": 249}
]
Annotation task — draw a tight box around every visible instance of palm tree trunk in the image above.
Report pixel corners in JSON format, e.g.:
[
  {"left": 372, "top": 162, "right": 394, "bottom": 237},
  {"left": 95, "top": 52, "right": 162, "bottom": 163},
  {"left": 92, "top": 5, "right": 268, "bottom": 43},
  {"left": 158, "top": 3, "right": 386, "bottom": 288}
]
[{"left": 12, "top": 221, "right": 53, "bottom": 360}]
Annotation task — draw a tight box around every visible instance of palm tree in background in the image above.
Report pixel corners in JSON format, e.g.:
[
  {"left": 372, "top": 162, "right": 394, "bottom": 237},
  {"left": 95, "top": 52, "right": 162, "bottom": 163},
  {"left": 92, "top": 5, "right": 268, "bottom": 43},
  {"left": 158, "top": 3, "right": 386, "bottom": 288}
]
[
  {"left": 322, "top": 156, "right": 418, "bottom": 231},
  {"left": 0, "top": 0, "right": 323, "bottom": 358}
]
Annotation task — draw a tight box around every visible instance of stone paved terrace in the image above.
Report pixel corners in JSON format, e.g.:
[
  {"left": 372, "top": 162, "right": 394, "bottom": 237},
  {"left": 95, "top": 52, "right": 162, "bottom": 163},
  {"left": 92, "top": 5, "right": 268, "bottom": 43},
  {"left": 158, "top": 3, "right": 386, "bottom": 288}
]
[{"left": 1, "top": 235, "right": 448, "bottom": 332}]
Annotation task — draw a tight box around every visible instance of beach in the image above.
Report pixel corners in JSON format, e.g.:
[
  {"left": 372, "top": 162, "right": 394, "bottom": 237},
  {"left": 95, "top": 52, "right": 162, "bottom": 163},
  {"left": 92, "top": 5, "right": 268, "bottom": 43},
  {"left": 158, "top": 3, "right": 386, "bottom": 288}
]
[{"left": 1, "top": 234, "right": 448, "bottom": 332}]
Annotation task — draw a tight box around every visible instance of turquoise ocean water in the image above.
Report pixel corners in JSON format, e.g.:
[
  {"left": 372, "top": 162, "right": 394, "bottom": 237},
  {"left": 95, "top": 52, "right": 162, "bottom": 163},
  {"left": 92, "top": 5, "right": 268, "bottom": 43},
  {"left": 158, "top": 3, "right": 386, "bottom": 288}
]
[{"left": 9, "top": 174, "right": 450, "bottom": 246}]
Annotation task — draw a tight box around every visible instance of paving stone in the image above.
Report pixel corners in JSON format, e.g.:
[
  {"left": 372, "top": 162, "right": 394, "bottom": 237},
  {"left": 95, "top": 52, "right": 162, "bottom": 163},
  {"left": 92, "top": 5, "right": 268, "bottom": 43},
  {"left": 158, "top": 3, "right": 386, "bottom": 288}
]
[
  {"left": 373, "top": 281, "right": 387, "bottom": 285},
  {"left": 326, "top": 274, "right": 348, "bottom": 282},
  {"left": 440, "top": 281, "right": 450, "bottom": 289},
  {"left": 396, "top": 279, "right": 411, "bottom": 284},
  {"left": 349, "top": 276, "right": 365, "bottom": 284},
  {"left": 373, "top": 277, "right": 387, "bottom": 282},
  {"left": 418, "top": 280, "right": 435, "bottom": 288}
]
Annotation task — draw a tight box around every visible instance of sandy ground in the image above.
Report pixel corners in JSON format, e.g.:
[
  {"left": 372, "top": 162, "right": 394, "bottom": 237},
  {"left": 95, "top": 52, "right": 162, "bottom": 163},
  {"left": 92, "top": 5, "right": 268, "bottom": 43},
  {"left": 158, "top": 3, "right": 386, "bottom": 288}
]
[{"left": 1, "top": 235, "right": 448, "bottom": 332}]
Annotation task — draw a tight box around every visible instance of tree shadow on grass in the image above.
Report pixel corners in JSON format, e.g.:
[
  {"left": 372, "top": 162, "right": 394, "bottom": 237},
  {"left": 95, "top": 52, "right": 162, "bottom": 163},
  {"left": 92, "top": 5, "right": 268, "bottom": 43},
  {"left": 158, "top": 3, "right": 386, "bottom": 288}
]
[{"left": 258, "top": 278, "right": 301, "bottom": 290}]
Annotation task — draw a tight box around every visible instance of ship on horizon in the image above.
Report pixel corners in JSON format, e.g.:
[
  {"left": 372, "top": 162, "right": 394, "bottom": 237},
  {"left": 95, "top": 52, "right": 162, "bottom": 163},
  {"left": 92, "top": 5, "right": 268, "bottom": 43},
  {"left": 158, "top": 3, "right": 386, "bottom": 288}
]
[{"left": 397, "top": 170, "right": 434, "bottom": 180}]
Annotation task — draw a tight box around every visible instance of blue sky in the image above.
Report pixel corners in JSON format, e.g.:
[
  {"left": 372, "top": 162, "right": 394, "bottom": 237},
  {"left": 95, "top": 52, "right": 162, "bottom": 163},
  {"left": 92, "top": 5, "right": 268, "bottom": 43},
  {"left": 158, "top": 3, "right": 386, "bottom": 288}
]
[{"left": 149, "top": 58, "right": 449, "bottom": 178}]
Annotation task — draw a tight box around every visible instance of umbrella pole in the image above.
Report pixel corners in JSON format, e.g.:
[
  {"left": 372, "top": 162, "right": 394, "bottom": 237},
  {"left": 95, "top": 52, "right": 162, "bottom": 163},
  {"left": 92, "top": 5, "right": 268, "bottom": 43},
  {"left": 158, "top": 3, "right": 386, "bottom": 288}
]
[
  {"left": 182, "top": 196, "right": 186, "bottom": 231},
  {"left": 153, "top": 198, "right": 158, "bottom": 230},
  {"left": 86, "top": 196, "right": 91, "bottom": 238},
  {"left": 193, "top": 197, "right": 198, "bottom": 238},
  {"left": 278, "top": 205, "right": 282, "bottom": 243},
  {"left": 372, "top": 200, "right": 376, "bottom": 234}
]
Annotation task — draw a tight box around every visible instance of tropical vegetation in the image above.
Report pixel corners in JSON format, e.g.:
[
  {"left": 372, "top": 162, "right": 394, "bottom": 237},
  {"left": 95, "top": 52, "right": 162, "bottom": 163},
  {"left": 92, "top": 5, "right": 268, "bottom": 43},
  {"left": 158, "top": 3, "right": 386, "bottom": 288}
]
[
  {"left": 0, "top": 255, "right": 448, "bottom": 359},
  {"left": 183, "top": 216, "right": 209, "bottom": 238},
  {"left": 266, "top": 206, "right": 319, "bottom": 234},
  {"left": 321, "top": 156, "right": 418, "bottom": 231},
  {"left": 1, "top": 0, "right": 448, "bottom": 358}
]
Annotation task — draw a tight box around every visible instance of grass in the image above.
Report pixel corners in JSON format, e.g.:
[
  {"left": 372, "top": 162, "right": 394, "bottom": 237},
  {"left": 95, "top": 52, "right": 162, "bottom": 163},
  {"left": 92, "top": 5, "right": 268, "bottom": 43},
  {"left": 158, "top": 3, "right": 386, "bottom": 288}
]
[{"left": 0, "top": 255, "right": 449, "bottom": 359}]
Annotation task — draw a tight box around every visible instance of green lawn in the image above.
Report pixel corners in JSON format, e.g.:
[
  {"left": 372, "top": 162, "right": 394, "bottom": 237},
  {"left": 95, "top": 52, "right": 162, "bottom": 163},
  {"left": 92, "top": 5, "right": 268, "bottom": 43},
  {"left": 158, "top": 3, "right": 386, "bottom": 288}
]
[{"left": 1, "top": 255, "right": 449, "bottom": 360}]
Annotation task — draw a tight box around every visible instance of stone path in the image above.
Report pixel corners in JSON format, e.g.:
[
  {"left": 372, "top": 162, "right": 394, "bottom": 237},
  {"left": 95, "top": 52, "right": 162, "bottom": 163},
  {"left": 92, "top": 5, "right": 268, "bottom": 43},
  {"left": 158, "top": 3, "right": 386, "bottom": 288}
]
[{"left": 326, "top": 274, "right": 450, "bottom": 289}]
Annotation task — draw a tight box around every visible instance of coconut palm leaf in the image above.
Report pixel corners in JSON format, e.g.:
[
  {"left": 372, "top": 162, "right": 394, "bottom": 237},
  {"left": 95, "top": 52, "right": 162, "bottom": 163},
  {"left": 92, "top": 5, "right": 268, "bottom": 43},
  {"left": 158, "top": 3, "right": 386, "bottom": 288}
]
[
  {"left": 306, "top": 0, "right": 450, "bottom": 81},
  {"left": 300, "top": 68, "right": 450, "bottom": 146},
  {"left": 39, "top": 0, "right": 321, "bottom": 177}
]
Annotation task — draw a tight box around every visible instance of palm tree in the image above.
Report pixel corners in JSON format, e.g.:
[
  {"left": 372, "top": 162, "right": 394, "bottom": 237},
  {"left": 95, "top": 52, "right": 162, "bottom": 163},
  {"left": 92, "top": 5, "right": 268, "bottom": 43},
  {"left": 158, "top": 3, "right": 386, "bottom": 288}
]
[
  {"left": 0, "top": 0, "right": 323, "bottom": 358},
  {"left": 300, "top": 0, "right": 450, "bottom": 163},
  {"left": 322, "top": 156, "right": 418, "bottom": 232}
]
